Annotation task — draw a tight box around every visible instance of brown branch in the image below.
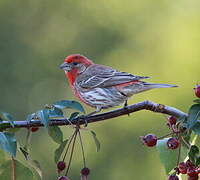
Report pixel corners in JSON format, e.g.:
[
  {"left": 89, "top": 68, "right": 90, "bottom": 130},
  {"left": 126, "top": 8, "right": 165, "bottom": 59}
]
[
  {"left": 11, "top": 156, "right": 16, "bottom": 180},
  {"left": 0, "top": 100, "right": 187, "bottom": 131}
]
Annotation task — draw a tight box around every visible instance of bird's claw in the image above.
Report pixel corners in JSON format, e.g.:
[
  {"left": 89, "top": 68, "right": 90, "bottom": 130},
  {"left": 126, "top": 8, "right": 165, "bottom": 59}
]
[
  {"left": 78, "top": 115, "right": 88, "bottom": 127},
  {"left": 123, "top": 101, "right": 130, "bottom": 116}
]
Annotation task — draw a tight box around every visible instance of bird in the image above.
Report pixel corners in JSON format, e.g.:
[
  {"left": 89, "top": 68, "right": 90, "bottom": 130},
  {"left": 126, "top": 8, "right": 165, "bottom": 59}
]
[{"left": 60, "top": 54, "right": 177, "bottom": 115}]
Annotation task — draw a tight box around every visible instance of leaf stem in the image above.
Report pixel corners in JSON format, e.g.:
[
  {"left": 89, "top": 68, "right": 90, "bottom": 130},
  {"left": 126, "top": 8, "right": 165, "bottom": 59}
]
[
  {"left": 11, "top": 156, "right": 16, "bottom": 180},
  {"left": 78, "top": 130, "right": 86, "bottom": 167}
]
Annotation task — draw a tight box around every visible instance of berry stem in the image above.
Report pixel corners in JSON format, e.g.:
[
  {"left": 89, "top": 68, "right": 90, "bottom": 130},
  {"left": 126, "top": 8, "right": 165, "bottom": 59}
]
[
  {"left": 157, "top": 132, "right": 177, "bottom": 140},
  {"left": 176, "top": 138, "right": 181, "bottom": 166},
  {"left": 78, "top": 130, "right": 86, "bottom": 167},
  {"left": 181, "top": 137, "right": 191, "bottom": 149},
  {"left": 62, "top": 129, "right": 77, "bottom": 162},
  {"left": 65, "top": 128, "right": 78, "bottom": 176}
]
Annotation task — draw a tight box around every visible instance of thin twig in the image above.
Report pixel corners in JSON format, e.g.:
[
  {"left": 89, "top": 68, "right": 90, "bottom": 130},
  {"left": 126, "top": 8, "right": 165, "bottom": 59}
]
[
  {"left": 0, "top": 101, "right": 187, "bottom": 131},
  {"left": 11, "top": 156, "right": 16, "bottom": 180}
]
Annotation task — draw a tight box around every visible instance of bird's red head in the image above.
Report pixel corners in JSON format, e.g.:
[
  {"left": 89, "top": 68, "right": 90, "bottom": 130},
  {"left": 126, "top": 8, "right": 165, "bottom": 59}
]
[
  {"left": 64, "top": 54, "right": 93, "bottom": 65},
  {"left": 60, "top": 54, "right": 93, "bottom": 85}
]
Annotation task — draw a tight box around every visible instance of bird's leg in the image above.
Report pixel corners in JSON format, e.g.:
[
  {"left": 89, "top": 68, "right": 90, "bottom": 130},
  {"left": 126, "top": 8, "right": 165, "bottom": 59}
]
[
  {"left": 123, "top": 100, "right": 130, "bottom": 116},
  {"left": 124, "top": 100, "right": 128, "bottom": 108},
  {"left": 79, "top": 106, "right": 102, "bottom": 127},
  {"left": 87, "top": 106, "right": 102, "bottom": 116}
]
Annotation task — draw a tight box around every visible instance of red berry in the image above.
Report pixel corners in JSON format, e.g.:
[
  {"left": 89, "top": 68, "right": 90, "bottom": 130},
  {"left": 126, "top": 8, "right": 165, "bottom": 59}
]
[
  {"left": 187, "top": 167, "right": 198, "bottom": 177},
  {"left": 186, "top": 160, "right": 195, "bottom": 168},
  {"left": 167, "top": 138, "right": 180, "bottom": 149},
  {"left": 140, "top": 134, "right": 157, "bottom": 147},
  {"left": 31, "top": 127, "right": 39, "bottom": 132},
  {"left": 187, "top": 175, "right": 199, "bottom": 180},
  {"left": 57, "top": 161, "right": 66, "bottom": 172},
  {"left": 57, "top": 176, "right": 70, "bottom": 180},
  {"left": 167, "top": 116, "right": 177, "bottom": 127},
  {"left": 178, "top": 162, "right": 187, "bottom": 174},
  {"left": 194, "top": 85, "right": 200, "bottom": 98},
  {"left": 81, "top": 167, "right": 90, "bottom": 176},
  {"left": 168, "top": 175, "right": 179, "bottom": 180}
]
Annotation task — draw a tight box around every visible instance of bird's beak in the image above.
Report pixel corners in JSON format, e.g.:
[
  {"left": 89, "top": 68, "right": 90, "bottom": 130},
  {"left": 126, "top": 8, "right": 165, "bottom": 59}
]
[{"left": 59, "top": 62, "right": 71, "bottom": 71}]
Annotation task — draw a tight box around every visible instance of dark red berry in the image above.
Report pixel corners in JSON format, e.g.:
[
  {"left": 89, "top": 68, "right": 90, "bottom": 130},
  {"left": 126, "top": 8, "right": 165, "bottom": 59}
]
[
  {"left": 186, "top": 160, "right": 195, "bottom": 168},
  {"left": 168, "top": 175, "right": 179, "bottom": 180},
  {"left": 194, "top": 85, "right": 200, "bottom": 98},
  {"left": 57, "top": 161, "right": 66, "bottom": 171},
  {"left": 31, "top": 127, "right": 39, "bottom": 132},
  {"left": 81, "top": 167, "right": 90, "bottom": 176},
  {"left": 178, "top": 162, "right": 187, "bottom": 174},
  {"left": 167, "top": 138, "right": 180, "bottom": 149},
  {"left": 187, "top": 175, "right": 198, "bottom": 180},
  {"left": 187, "top": 167, "right": 198, "bottom": 177},
  {"left": 57, "top": 176, "right": 70, "bottom": 180},
  {"left": 167, "top": 116, "right": 177, "bottom": 127},
  {"left": 140, "top": 134, "right": 157, "bottom": 147}
]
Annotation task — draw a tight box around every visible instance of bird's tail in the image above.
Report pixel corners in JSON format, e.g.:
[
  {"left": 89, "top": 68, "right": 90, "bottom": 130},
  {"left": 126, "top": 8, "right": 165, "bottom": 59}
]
[
  {"left": 143, "top": 83, "right": 178, "bottom": 89},
  {"left": 122, "top": 82, "right": 178, "bottom": 96}
]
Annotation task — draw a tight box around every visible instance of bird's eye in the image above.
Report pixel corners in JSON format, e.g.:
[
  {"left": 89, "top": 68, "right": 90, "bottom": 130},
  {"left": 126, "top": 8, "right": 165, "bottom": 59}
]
[{"left": 73, "top": 62, "right": 78, "bottom": 66}]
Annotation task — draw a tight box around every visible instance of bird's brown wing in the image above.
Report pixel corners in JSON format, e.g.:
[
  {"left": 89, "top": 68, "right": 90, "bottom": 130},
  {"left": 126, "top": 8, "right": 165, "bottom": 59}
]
[{"left": 78, "top": 64, "right": 149, "bottom": 89}]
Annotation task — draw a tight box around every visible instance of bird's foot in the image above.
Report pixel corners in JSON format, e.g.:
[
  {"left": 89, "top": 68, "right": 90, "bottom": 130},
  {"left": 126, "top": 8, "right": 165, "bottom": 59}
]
[
  {"left": 123, "top": 100, "right": 130, "bottom": 116},
  {"left": 78, "top": 114, "right": 89, "bottom": 127}
]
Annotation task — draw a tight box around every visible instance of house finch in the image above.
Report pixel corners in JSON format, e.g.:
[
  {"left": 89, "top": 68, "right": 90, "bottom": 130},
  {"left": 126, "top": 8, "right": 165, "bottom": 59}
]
[{"left": 60, "top": 54, "right": 177, "bottom": 115}]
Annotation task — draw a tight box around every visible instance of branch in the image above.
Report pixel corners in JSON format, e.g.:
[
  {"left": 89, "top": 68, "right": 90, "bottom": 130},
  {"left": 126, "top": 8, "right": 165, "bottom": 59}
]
[{"left": 0, "top": 100, "right": 187, "bottom": 131}]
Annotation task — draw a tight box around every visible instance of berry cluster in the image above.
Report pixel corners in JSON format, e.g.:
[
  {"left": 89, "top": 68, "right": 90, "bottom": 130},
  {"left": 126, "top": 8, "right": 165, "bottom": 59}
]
[
  {"left": 56, "top": 127, "right": 91, "bottom": 180},
  {"left": 169, "top": 160, "right": 200, "bottom": 180},
  {"left": 140, "top": 116, "right": 180, "bottom": 150},
  {"left": 57, "top": 167, "right": 90, "bottom": 180},
  {"left": 140, "top": 85, "right": 200, "bottom": 180}
]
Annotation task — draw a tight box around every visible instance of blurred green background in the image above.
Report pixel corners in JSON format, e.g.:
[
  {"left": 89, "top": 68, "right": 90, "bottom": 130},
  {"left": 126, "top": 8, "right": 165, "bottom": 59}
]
[{"left": 0, "top": 0, "right": 200, "bottom": 179}]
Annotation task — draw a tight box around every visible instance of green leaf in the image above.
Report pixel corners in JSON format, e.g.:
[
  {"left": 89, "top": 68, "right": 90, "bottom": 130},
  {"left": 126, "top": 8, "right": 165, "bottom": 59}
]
[
  {"left": 28, "top": 159, "right": 42, "bottom": 180},
  {"left": 49, "top": 107, "right": 64, "bottom": 118},
  {"left": 196, "top": 156, "right": 200, "bottom": 166},
  {"left": 187, "top": 104, "right": 200, "bottom": 129},
  {"left": 0, "top": 159, "right": 37, "bottom": 180},
  {"left": 191, "top": 122, "right": 200, "bottom": 135},
  {"left": 6, "top": 128, "right": 21, "bottom": 133},
  {"left": 19, "top": 147, "right": 42, "bottom": 179},
  {"left": 48, "top": 126, "right": 63, "bottom": 144},
  {"left": 0, "top": 149, "right": 6, "bottom": 163},
  {"left": 20, "top": 147, "right": 29, "bottom": 160},
  {"left": 53, "top": 100, "right": 85, "bottom": 113},
  {"left": 0, "top": 112, "right": 14, "bottom": 127},
  {"left": 26, "top": 114, "right": 35, "bottom": 123},
  {"left": 194, "top": 99, "right": 200, "bottom": 104},
  {"left": 0, "top": 132, "right": 17, "bottom": 157},
  {"left": 36, "top": 109, "right": 49, "bottom": 127},
  {"left": 54, "top": 139, "right": 68, "bottom": 163},
  {"left": 69, "top": 112, "right": 80, "bottom": 121},
  {"left": 90, "top": 130, "right": 100, "bottom": 152},
  {"left": 156, "top": 138, "right": 179, "bottom": 174},
  {"left": 188, "top": 145, "right": 199, "bottom": 164}
]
